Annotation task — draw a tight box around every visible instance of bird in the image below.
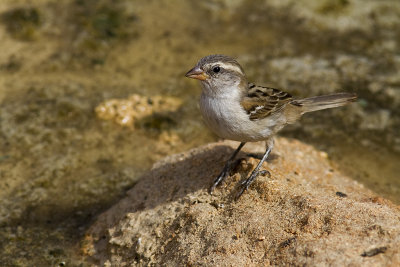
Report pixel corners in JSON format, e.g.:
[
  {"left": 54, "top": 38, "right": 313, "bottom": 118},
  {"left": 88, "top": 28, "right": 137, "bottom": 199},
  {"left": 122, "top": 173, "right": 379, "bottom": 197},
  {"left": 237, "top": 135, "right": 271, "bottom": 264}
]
[{"left": 185, "top": 54, "right": 357, "bottom": 199}]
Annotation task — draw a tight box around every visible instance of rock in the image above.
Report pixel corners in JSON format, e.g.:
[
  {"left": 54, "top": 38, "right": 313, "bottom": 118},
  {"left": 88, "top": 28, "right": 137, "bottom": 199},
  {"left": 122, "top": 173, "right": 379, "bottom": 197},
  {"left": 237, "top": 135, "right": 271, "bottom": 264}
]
[
  {"left": 83, "top": 138, "right": 400, "bottom": 266},
  {"left": 95, "top": 94, "right": 182, "bottom": 128}
]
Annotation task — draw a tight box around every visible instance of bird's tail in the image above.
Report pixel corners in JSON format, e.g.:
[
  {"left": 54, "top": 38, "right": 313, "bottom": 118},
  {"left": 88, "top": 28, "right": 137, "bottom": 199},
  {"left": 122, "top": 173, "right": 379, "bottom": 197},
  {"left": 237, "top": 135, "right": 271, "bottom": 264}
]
[{"left": 291, "top": 92, "right": 357, "bottom": 114}]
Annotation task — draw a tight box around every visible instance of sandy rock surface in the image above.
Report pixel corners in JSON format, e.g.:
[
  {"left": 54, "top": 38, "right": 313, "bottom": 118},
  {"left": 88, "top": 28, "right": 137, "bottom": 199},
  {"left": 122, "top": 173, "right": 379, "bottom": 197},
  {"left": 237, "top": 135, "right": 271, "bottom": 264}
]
[
  {"left": 95, "top": 94, "right": 182, "bottom": 128},
  {"left": 83, "top": 138, "right": 400, "bottom": 266}
]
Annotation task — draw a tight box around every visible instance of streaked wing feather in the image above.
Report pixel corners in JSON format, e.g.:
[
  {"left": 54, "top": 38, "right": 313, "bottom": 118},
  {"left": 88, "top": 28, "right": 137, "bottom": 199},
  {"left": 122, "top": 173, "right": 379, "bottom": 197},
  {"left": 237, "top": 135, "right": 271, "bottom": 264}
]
[{"left": 240, "top": 83, "right": 293, "bottom": 120}]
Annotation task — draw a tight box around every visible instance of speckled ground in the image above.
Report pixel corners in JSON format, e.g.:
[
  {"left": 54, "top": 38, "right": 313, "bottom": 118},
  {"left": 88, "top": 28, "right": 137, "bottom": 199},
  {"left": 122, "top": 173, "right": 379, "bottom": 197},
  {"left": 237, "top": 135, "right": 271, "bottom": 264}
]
[{"left": 85, "top": 139, "right": 400, "bottom": 266}]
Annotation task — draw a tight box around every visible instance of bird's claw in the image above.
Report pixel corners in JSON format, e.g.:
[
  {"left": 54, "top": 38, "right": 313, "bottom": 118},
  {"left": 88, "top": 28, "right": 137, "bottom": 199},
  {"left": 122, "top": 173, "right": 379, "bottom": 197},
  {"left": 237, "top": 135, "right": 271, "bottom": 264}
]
[
  {"left": 210, "top": 171, "right": 228, "bottom": 194},
  {"left": 236, "top": 168, "right": 271, "bottom": 199},
  {"left": 236, "top": 185, "right": 248, "bottom": 200},
  {"left": 210, "top": 158, "right": 243, "bottom": 194},
  {"left": 237, "top": 170, "right": 260, "bottom": 198}
]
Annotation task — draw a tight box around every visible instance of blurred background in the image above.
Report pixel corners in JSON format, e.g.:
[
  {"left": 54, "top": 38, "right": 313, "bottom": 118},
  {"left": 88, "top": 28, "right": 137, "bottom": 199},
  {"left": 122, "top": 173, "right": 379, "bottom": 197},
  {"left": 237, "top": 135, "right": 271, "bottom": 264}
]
[{"left": 0, "top": 0, "right": 399, "bottom": 265}]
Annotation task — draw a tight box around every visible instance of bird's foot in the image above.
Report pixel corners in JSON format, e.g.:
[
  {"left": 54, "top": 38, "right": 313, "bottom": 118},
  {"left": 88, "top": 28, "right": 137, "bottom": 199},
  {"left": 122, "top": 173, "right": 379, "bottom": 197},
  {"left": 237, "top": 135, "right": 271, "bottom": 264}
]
[
  {"left": 210, "top": 158, "right": 242, "bottom": 194},
  {"left": 210, "top": 170, "right": 229, "bottom": 194},
  {"left": 236, "top": 169, "right": 270, "bottom": 199}
]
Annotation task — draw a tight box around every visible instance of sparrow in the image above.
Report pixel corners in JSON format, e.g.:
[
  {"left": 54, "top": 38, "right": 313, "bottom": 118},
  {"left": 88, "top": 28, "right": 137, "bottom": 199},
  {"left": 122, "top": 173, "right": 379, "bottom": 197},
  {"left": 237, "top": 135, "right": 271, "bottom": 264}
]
[{"left": 185, "top": 54, "right": 357, "bottom": 199}]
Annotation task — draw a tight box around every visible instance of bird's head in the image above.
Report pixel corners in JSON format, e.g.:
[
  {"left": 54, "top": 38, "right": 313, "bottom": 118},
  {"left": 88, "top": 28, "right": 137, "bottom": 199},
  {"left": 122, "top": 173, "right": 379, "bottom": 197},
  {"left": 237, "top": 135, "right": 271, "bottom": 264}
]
[{"left": 185, "top": 54, "right": 247, "bottom": 96}]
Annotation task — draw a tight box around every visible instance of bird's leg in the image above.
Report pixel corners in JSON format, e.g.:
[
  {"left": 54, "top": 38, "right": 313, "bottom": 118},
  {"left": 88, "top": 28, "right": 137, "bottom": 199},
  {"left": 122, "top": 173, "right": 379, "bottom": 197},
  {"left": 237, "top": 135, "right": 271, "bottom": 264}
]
[
  {"left": 236, "top": 139, "right": 274, "bottom": 199},
  {"left": 210, "top": 142, "right": 246, "bottom": 193},
  {"left": 246, "top": 141, "right": 271, "bottom": 159}
]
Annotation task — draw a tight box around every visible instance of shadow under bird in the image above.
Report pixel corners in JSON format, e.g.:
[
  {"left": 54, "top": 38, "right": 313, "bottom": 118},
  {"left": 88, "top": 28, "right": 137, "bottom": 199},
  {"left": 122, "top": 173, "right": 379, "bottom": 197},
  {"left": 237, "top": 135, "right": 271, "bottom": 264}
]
[{"left": 185, "top": 54, "right": 357, "bottom": 199}]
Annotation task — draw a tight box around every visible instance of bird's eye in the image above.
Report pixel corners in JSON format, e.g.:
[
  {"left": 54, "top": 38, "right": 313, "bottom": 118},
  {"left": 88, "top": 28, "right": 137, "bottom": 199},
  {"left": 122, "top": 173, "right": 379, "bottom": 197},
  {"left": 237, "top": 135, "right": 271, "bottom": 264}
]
[{"left": 212, "top": 66, "right": 220, "bottom": 73}]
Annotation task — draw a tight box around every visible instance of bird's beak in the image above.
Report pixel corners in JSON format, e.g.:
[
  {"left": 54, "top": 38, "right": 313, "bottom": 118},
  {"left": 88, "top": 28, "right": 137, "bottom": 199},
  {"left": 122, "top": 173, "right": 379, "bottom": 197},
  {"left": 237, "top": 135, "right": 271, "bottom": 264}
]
[{"left": 185, "top": 66, "right": 209, "bottom": 81}]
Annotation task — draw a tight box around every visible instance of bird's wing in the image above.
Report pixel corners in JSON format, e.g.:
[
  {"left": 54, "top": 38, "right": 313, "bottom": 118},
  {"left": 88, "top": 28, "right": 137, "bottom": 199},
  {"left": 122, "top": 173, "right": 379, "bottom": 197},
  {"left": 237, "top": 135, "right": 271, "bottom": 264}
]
[{"left": 240, "top": 83, "right": 293, "bottom": 121}]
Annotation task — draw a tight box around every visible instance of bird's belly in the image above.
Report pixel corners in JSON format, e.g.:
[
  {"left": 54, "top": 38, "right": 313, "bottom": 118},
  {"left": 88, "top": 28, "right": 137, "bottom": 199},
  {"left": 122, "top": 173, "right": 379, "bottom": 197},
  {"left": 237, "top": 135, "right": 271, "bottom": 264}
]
[{"left": 199, "top": 95, "right": 279, "bottom": 142}]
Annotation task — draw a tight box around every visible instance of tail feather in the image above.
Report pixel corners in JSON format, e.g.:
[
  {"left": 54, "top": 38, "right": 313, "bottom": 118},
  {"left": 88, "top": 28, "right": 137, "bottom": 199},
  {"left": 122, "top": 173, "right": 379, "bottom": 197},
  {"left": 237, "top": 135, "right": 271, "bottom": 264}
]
[{"left": 291, "top": 92, "right": 357, "bottom": 114}]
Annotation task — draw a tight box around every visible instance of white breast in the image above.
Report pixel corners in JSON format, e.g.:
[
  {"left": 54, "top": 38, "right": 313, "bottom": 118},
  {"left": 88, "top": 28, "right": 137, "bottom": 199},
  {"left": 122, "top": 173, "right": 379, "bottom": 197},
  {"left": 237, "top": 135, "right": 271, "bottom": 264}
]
[{"left": 199, "top": 89, "right": 283, "bottom": 142}]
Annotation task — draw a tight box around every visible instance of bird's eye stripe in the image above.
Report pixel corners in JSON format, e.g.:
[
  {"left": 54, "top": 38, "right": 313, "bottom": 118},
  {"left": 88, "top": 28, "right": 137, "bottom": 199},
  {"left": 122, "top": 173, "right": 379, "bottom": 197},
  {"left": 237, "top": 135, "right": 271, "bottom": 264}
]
[{"left": 214, "top": 62, "right": 243, "bottom": 74}]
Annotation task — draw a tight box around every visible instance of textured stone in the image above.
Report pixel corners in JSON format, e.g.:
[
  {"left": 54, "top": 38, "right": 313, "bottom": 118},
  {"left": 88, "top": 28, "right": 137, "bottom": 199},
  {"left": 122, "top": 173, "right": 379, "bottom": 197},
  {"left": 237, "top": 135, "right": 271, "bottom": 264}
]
[{"left": 84, "top": 138, "right": 400, "bottom": 266}]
